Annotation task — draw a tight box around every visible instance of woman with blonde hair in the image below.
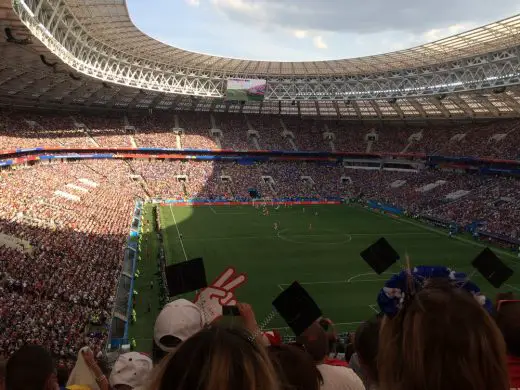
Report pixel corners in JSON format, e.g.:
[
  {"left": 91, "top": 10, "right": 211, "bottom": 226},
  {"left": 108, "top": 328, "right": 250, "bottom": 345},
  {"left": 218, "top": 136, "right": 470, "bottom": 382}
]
[
  {"left": 378, "top": 279, "right": 510, "bottom": 390},
  {"left": 150, "top": 324, "right": 280, "bottom": 390}
]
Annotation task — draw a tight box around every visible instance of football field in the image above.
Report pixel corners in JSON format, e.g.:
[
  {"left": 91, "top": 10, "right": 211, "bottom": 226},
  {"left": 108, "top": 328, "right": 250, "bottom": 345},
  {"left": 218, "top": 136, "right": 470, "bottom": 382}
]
[{"left": 129, "top": 203, "right": 520, "bottom": 351}]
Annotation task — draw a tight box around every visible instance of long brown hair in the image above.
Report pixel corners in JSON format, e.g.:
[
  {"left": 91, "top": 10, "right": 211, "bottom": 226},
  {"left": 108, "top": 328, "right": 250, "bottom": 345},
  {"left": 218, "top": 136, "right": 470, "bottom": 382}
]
[
  {"left": 268, "top": 344, "right": 323, "bottom": 390},
  {"left": 151, "top": 324, "right": 280, "bottom": 390},
  {"left": 378, "top": 280, "right": 509, "bottom": 390}
]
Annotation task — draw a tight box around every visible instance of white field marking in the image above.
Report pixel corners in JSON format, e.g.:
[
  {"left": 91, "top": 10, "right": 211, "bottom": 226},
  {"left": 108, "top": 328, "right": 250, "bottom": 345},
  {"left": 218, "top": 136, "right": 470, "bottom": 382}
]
[
  {"left": 206, "top": 206, "right": 248, "bottom": 215},
  {"left": 168, "top": 205, "right": 188, "bottom": 261},
  {"left": 276, "top": 229, "right": 352, "bottom": 245},
  {"left": 351, "top": 279, "right": 392, "bottom": 283},
  {"left": 347, "top": 272, "right": 395, "bottom": 283},
  {"left": 360, "top": 206, "right": 520, "bottom": 265},
  {"left": 278, "top": 278, "right": 388, "bottom": 288},
  {"left": 174, "top": 232, "right": 433, "bottom": 242},
  {"left": 279, "top": 280, "right": 348, "bottom": 287},
  {"left": 504, "top": 283, "right": 520, "bottom": 292},
  {"left": 369, "top": 304, "right": 379, "bottom": 313},
  {"left": 277, "top": 271, "right": 395, "bottom": 288},
  {"left": 271, "top": 321, "right": 363, "bottom": 330}
]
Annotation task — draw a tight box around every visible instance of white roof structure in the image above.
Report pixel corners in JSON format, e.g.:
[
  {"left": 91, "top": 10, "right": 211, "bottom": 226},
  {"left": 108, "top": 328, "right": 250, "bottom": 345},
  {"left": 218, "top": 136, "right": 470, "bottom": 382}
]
[
  {"left": 0, "top": 0, "right": 520, "bottom": 119},
  {"left": 57, "top": 1, "right": 520, "bottom": 75}
]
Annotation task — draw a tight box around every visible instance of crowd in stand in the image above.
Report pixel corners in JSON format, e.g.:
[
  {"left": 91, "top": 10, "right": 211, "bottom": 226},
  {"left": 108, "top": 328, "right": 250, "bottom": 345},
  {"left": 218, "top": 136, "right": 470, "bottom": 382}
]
[
  {"left": 0, "top": 161, "right": 145, "bottom": 363},
  {"left": 2, "top": 109, "right": 520, "bottom": 159},
  {"left": 1, "top": 109, "right": 520, "bottom": 389},
  {"left": 1, "top": 160, "right": 519, "bottom": 365},
  {"left": 1, "top": 280, "right": 519, "bottom": 390}
]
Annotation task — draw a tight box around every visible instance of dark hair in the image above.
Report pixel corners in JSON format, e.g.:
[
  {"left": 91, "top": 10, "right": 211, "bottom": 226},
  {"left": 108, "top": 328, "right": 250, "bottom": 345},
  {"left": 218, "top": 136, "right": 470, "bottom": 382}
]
[
  {"left": 495, "top": 300, "right": 520, "bottom": 357},
  {"left": 56, "top": 366, "right": 69, "bottom": 387},
  {"left": 152, "top": 337, "right": 181, "bottom": 364},
  {"left": 6, "top": 345, "right": 56, "bottom": 390},
  {"left": 355, "top": 316, "right": 381, "bottom": 384},
  {"left": 151, "top": 325, "right": 279, "bottom": 390},
  {"left": 378, "top": 280, "right": 509, "bottom": 390},
  {"left": 295, "top": 322, "right": 328, "bottom": 363},
  {"left": 268, "top": 344, "right": 323, "bottom": 390}
]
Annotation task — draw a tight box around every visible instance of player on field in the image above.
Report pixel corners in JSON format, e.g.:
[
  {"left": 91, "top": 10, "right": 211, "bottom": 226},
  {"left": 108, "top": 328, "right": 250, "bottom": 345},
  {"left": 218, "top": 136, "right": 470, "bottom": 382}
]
[
  {"left": 308, "top": 223, "right": 312, "bottom": 231},
  {"left": 273, "top": 222, "right": 278, "bottom": 231}
]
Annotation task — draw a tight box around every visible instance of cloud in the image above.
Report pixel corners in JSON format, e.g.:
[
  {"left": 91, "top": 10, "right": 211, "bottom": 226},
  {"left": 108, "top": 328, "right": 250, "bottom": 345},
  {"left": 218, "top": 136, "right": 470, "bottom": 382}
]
[
  {"left": 207, "top": 0, "right": 520, "bottom": 36},
  {"left": 293, "top": 30, "right": 307, "bottom": 39},
  {"left": 127, "top": 0, "right": 520, "bottom": 61},
  {"left": 313, "top": 36, "right": 328, "bottom": 49},
  {"left": 422, "top": 23, "right": 478, "bottom": 42}
]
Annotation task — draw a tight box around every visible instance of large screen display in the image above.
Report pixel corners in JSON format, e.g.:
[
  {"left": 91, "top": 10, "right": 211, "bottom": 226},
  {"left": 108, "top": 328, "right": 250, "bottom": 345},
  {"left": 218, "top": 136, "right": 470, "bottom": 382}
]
[{"left": 226, "top": 78, "right": 266, "bottom": 102}]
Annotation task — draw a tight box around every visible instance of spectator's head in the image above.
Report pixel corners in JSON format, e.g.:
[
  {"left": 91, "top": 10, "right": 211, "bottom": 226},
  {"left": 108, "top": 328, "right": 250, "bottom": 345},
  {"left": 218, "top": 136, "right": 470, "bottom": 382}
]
[
  {"left": 378, "top": 280, "right": 509, "bottom": 390},
  {"left": 6, "top": 345, "right": 58, "bottom": 390},
  {"left": 151, "top": 324, "right": 279, "bottom": 390},
  {"left": 354, "top": 316, "right": 381, "bottom": 386},
  {"left": 495, "top": 292, "right": 515, "bottom": 311},
  {"left": 153, "top": 299, "right": 205, "bottom": 357},
  {"left": 109, "top": 352, "right": 153, "bottom": 390},
  {"left": 494, "top": 298, "right": 520, "bottom": 357},
  {"left": 319, "top": 318, "right": 337, "bottom": 353},
  {"left": 295, "top": 322, "right": 329, "bottom": 363},
  {"left": 268, "top": 344, "right": 323, "bottom": 390}
]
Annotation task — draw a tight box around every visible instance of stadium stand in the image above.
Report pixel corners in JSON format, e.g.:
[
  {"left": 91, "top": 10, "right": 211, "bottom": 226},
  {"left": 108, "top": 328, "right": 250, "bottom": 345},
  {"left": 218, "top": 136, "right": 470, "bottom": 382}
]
[
  {"left": 2, "top": 109, "right": 520, "bottom": 159},
  {"left": 2, "top": 0, "right": 520, "bottom": 389}
]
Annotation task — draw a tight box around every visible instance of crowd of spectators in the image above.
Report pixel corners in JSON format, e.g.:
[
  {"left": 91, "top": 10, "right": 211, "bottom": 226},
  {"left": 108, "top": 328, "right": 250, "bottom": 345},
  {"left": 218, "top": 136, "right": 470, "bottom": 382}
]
[
  {"left": 0, "top": 161, "right": 145, "bottom": 363},
  {"left": 2, "top": 281, "right": 519, "bottom": 390},
  {"left": 2, "top": 108, "right": 520, "bottom": 386},
  {"left": 2, "top": 109, "right": 520, "bottom": 159}
]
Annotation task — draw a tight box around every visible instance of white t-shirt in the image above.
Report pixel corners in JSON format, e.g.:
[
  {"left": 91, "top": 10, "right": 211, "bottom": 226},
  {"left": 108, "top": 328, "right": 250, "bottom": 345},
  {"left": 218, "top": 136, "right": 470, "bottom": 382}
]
[{"left": 317, "top": 364, "right": 366, "bottom": 390}]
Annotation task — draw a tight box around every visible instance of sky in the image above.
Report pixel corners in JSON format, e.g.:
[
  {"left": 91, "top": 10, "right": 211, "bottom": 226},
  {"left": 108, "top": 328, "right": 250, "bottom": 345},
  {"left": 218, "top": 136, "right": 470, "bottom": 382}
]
[{"left": 126, "top": 0, "right": 520, "bottom": 61}]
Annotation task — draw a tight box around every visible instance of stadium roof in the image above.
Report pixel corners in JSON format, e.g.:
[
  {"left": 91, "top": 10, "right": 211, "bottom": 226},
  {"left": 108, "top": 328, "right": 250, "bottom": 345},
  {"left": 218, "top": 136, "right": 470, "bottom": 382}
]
[
  {"left": 4, "top": 0, "right": 519, "bottom": 77},
  {"left": 50, "top": 2, "right": 520, "bottom": 75},
  {"left": 1, "top": 0, "right": 520, "bottom": 119}
]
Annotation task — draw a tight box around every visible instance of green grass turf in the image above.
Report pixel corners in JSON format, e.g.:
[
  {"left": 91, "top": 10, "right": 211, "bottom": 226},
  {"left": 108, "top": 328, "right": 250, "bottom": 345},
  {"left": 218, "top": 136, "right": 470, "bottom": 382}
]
[{"left": 129, "top": 203, "right": 520, "bottom": 352}]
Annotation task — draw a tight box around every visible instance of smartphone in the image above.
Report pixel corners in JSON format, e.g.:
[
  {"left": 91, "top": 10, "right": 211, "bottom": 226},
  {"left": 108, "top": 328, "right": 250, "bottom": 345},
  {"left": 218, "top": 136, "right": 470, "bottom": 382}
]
[{"left": 222, "top": 305, "right": 241, "bottom": 316}]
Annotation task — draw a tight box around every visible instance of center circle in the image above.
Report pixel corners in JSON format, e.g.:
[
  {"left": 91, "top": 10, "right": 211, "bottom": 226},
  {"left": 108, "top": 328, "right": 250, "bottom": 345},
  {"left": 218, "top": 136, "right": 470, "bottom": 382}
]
[{"left": 277, "top": 228, "right": 352, "bottom": 245}]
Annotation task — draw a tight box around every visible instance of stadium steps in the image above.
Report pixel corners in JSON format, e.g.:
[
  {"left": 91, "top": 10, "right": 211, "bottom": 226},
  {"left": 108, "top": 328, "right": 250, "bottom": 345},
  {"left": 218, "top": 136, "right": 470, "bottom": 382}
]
[
  {"left": 113, "top": 311, "right": 128, "bottom": 322},
  {"left": 0, "top": 232, "right": 34, "bottom": 255},
  {"left": 401, "top": 141, "right": 414, "bottom": 153},
  {"left": 245, "top": 116, "right": 254, "bottom": 131},
  {"left": 130, "top": 135, "right": 137, "bottom": 148},
  {"left": 426, "top": 180, "right": 497, "bottom": 213},
  {"left": 70, "top": 116, "right": 99, "bottom": 147},
  {"left": 251, "top": 136, "right": 261, "bottom": 150},
  {"left": 287, "top": 137, "right": 298, "bottom": 151},
  {"left": 366, "top": 140, "right": 373, "bottom": 153},
  {"left": 123, "top": 161, "right": 152, "bottom": 198}
]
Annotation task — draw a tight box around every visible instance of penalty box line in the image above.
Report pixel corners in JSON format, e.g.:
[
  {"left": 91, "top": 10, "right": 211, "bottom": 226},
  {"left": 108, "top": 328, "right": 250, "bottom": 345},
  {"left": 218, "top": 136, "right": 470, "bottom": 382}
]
[{"left": 276, "top": 272, "right": 394, "bottom": 291}]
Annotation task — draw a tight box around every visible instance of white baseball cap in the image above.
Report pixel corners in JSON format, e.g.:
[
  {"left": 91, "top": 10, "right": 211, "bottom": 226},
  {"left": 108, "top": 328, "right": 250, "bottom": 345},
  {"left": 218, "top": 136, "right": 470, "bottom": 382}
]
[
  {"left": 154, "top": 299, "right": 206, "bottom": 352},
  {"left": 109, "top": 352, "right": 153, "bottom": 389}
]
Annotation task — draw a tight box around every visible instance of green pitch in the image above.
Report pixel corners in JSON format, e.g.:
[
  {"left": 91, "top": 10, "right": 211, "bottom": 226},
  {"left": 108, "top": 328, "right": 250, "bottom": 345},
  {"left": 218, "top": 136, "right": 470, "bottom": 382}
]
[{"left": 129, "top": 204, "right": 520, "bottom": 351}]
